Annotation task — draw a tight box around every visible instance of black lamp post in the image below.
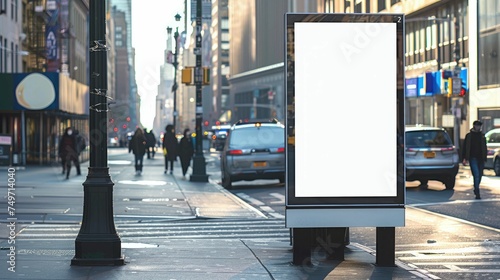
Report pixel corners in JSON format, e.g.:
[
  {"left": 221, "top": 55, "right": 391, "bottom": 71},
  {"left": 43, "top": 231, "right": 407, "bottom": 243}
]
[
  {"left": 190, "top": 0, "right": 209, "bottom": 182},
  {"left": 71, "top": 0, "right": 123, "bottom": 266},
  {"left": 171, "top": 13, "right": 181, "bottom": 133}
]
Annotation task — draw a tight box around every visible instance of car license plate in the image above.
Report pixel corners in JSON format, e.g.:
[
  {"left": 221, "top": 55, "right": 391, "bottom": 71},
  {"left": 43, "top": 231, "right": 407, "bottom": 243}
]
[
  {"left": 253, "top": 161, "right": 267, "bottom": 167},
  {"left": 423, "top": 151, "right": 436, "bottom": 158}
]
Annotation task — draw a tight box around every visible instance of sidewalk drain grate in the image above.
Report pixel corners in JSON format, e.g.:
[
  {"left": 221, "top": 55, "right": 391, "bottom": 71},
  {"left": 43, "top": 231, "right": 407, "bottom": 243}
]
[{"left": 17, "top": 249, "right": 74, "bottom": 256}]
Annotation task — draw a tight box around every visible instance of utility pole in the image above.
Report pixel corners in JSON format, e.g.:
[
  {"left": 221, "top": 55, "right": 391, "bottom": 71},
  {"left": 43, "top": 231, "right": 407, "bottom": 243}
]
[
  {"left": 72, "top": 0, "right": 123, "bottom": 266},
  {"left": 190, "top": 0, "right": 209, "bottom": 182},
  {"left": 453, "top": 14, "right": 461, "bottom": 149}
]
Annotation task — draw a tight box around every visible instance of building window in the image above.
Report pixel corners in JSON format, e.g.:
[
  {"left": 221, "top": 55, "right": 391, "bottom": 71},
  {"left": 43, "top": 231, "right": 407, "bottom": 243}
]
[
  {"left": 10, "top": 42, "right": 13, "bottom": 72},
  {"left": 478, "top": 0, "right": 500, "bottom": 87},
  {"left": 378, "top": 0, "right": 386, "bottom": 11},
  {"left": 3, "top": 38, "right": 7, "bottom": 72},
  {"left": 14, "top": 44, "right": 18, "bottom": 72},
  {"left": 354, "top": 2, "right": 361, "bottom": 13},
  {"left": 391, "top": 0, "right": 400, "bottom": 5},
  {"left": 366, "top": 0, "right": 370, "bottom": 13},
  {"left": 0, "top": 36, "right": 2, "bottom": 72}
]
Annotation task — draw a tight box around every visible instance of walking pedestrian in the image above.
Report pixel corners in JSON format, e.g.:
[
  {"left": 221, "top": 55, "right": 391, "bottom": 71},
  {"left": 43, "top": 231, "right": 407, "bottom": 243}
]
[
  {"left": 145, "top": 129, "right": 157, "bottom": 159},
  {"left": 162, "top": 124, "right": 179, "bottom": 174},
  {"left": 129, "top": 127, "right": 147, "bottom": 175},
  {"left": 72, "top": 129, "right": 86, "bottom": 175},
  {"left": 59, "top": 127, "right": 79, "bottom": 179},
  {"left": 462, "top": 120, "right": 487, "bottom": 199},
  {"left": 178, "top": 128, "right": 194, "bottom": 179}
]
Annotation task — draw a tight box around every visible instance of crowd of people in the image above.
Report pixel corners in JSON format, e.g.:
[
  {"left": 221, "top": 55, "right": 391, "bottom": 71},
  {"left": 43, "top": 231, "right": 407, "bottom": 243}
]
[
  {"left": 58, "top": 124, "right": 195, "bottom": 179},
  {"left": 127, "top": 124, "right": 194, "bottom": 178}
]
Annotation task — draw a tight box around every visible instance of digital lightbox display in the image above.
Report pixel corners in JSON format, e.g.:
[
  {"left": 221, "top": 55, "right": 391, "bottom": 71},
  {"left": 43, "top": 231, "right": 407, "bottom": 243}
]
[{"left": 285, "top": 14, "right": 405, "bottom": 208}]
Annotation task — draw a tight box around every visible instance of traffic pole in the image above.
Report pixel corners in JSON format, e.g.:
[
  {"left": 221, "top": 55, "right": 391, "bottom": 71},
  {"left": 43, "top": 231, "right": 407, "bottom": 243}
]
[{"left": 190, "top": 0, "right": 209, "bottom": 182}]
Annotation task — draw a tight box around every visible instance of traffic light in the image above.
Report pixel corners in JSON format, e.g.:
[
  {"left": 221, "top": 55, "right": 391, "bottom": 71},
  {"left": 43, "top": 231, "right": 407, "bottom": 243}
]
[
  {"left": 459, "top": 87, "right": 467, "bottom": 97},
  {"left": 182, "top": 67, "right": 193, "bottom": 84},
  {"left": 202, "top": 67, "right": 210, "bottom": 85}
]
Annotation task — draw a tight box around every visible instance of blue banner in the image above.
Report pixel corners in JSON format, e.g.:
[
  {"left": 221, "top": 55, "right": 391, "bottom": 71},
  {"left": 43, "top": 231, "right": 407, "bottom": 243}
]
[{"left": 46, "top": 25, "right": 58, "bottom": 60}]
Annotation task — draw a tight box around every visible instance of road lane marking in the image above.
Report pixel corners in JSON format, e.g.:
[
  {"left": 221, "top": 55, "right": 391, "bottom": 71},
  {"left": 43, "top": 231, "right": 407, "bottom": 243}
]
[{"left": 236, "top": 193, "right": 265, "bottom": 206}]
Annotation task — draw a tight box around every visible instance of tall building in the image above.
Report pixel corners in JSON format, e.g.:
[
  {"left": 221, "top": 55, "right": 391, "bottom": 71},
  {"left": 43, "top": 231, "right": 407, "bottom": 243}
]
[
  {"left": 470, "top": 0, "right": 500, "bottom": 131},
  {"left": 210, "top": 0, "right": 230, "bottom": 124},
  {"left": 110, "top": 7, "right": 132, "bottom": 138},
  {"left": 227, "top": 0, "right": 297, "bottom": 123},
  {"left": 0, "top": 0, "right": 23, "bottom": 73},
  {"left": 110, "top": 0, "right": 138, "bottom": 129},
  {"left": 154, "top": 27, "right": 175, "bottom": 135}
]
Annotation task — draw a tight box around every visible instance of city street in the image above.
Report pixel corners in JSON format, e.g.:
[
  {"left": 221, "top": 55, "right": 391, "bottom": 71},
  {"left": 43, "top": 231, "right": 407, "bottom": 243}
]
[{"left": 1, "top": 146, "right": 500, "bottom": 279}]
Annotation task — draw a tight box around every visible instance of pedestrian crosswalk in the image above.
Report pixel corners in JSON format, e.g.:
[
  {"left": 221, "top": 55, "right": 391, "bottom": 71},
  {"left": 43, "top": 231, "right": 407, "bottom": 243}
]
[{"left": 16, "top": 218, "right": 291, "bottom": 240}]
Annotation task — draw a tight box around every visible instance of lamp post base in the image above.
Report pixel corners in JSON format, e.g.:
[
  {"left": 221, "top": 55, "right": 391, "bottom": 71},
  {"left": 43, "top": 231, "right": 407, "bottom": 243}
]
[
  {"left": 72, "top": 167, "right": 124, "bottom": 266},
  {"left": 190, "top": 154, "right": 209, "bottom": 182},
  {"left": 71, "top": 235, "right": 124, "bottom": 266}
]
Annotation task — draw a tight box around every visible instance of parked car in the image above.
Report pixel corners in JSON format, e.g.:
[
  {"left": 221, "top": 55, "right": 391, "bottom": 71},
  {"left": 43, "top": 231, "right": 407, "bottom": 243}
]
[
  {"left": 108, "top": 137, "right": 119, "bottom": 147},
  {"left": 211, "top": 124, "right": 231, "bottom": 151},
  {"left": 485, "top": 128, "right": 500, "bottom": 176},
  {"left": 220, "top": 119, "right": 285, "bottom": 189},
  {"left": 405, "top": 126, "right": 459, "bottom": 189}
]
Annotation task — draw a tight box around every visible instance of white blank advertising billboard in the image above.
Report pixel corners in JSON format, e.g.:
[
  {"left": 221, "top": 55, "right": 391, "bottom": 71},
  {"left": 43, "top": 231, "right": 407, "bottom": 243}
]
[
  {"left": 285, "top": 14, "right": 405, "bottom": 227},
  {"left": 295, "top": 22, "right": 396, "bottom": 197}
]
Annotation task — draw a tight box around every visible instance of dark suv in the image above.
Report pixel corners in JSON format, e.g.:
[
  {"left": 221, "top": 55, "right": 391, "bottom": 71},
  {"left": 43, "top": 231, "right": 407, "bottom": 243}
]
[
  {"left": 405, "top": 126, "right": 459, "bottom": 189},
  {"left": 220, "top": 119, "right": 285, "bottom": 189}
]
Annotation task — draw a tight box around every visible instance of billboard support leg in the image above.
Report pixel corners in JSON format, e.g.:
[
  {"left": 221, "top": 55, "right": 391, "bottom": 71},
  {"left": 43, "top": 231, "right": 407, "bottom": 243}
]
[
  {"left": 376, "top": 227, "right": 395, "bottom": 266},
  {"left": 292, "top": 228, "right": 312, "bottom": 265}
]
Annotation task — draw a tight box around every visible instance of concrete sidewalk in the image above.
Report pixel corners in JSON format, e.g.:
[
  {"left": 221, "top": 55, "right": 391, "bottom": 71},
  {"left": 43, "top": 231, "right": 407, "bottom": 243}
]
[{"left": 0, "top": 150, "right": 421, "bottom": 279}]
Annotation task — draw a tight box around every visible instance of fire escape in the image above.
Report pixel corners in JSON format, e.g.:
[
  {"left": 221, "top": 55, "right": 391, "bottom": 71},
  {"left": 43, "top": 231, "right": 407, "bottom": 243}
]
[{"left": 23, "top": 0, "right": 50, "bottom": 72}]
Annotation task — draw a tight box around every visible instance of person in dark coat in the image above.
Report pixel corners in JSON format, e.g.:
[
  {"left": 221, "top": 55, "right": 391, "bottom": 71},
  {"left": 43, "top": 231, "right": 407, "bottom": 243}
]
[
  {"left": 59, "top": 127, "right": 80, "bottom": 179},
  {"left": 462, "top": 120, "right": 487, "bottom": 199},
  {"left": 162, "top": 124, "right": 179, "bottom": 174},
  {"left": 129, "top": 127, "right": 147, "bottom": 175},
  {"left": 145, "top": 129, "right": 157, "bottom": 159},
  {"left": 178, "top": 128, "right": 194, "bottom": 179}
]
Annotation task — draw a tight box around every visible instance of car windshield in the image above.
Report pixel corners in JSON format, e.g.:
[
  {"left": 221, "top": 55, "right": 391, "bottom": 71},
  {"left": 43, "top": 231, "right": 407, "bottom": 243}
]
[
  {"left": 486, "top": 131, "right": 500, "bottom": 144},
  {"left": 406, "top": 130, "right": 452, "bottom": 148},
  {"left": 229, "top": 126, "right": 284, "bottom": 149}
]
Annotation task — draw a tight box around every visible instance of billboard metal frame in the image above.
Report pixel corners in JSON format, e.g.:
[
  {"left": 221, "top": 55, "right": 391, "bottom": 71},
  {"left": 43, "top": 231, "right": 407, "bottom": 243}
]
[{"left": 285, "top": 13, "right": 406, "bottom": 228}]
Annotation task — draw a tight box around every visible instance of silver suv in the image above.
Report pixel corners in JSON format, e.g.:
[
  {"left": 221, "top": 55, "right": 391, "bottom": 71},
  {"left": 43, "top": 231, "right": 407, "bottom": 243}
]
[
  {"left": 485, "top": 128, "right": 500, "bottom": 176},
  {"left": 405, "top": 126, "right": 459, "bottom": 189},
  {"left": 220, "top": 120, "right": 285, "bottom": 189}
]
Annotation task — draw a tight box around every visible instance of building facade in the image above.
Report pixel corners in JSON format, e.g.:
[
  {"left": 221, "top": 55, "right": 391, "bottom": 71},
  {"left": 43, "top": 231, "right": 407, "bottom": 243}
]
[
  {"left": 227, "top": 0, "right": 290, "bottom": 123},
  {"left": 469, "top": 0, "right": 500, "bottom": 132},
  {"left": 0, "top": 0, "right": 90, "bottom": 166}
]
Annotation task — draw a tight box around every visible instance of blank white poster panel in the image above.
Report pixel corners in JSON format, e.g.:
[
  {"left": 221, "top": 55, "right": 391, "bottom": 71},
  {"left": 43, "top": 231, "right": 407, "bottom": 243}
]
[{"left": 295, "top": 22, "right": 397, "bottom": 197}]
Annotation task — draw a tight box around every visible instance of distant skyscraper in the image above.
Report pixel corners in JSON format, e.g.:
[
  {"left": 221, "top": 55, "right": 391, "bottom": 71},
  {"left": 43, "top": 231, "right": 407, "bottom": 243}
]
[
  {"left": 110, "top": 0, "right": 138, "bottom": 127},
  {"left": 110, "top": 0, "right": 133, "bottom": 66}
]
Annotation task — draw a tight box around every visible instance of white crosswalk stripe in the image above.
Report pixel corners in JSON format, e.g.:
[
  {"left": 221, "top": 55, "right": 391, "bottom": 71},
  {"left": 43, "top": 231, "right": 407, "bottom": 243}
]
[{"left": 15, "top": 218, "right": 291, "bottom": 240}]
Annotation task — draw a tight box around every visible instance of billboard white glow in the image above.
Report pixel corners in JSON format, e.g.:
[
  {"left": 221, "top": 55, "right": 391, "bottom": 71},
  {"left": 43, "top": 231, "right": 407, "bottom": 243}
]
[{"left": 294, "top": 22, "right": 397, "bottom": 197}]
